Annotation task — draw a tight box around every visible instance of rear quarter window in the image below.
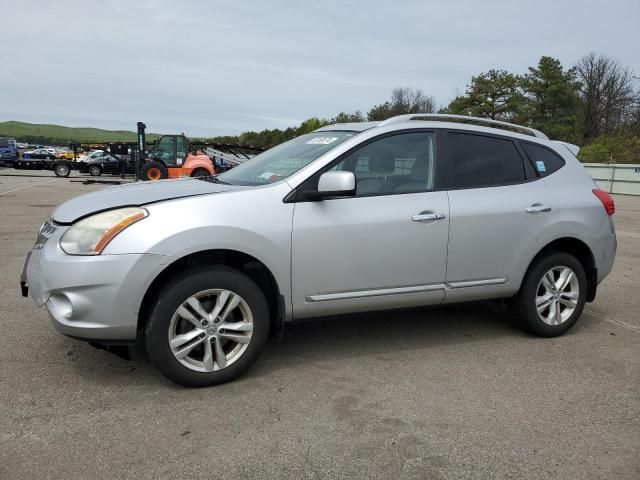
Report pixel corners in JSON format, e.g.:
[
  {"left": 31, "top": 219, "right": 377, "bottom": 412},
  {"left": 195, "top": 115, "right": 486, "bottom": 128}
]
[{"left": 522, "top": 142, "right": 566, "bottom": 177}]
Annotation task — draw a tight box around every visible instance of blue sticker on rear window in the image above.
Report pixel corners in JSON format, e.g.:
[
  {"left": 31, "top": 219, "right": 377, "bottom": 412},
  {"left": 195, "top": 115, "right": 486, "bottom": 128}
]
[{"left": 536, "top": 160, "right": 546, "bottom": 172}]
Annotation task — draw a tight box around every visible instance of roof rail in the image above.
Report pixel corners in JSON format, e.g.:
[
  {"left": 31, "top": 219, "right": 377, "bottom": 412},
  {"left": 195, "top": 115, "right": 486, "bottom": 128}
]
[{"left": 378, "top": 113, "right": 548, "bottom": 139}]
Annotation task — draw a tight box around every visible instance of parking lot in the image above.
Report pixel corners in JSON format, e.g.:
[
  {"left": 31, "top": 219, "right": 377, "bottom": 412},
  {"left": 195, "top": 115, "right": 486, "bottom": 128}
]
[{"left": 0, "top": 171, "right": 638, "bottom": 479}]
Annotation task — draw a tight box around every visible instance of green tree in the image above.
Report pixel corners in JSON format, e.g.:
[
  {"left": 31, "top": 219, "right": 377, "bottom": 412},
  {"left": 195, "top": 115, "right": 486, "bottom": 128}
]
[
  {"left": 367, "top": 102, "right": 394, "bottom": 121},
  {"left": 367, "top": 87, "right": 435, "bottom": 121},
  {"left": 330, "top": 111, "right": 365, "bottom": 123},
  {"left": 520, "top": 56, "right": 582, "bottom": 142},
  {"left": 445, "top": 70, "right": 524, "bottom": 121},
  {"left": 578, "top": 133, "right": 640, "bottom": 164},
  {"left": 296, "top": 117, "right": 330, "bottom": 135}
]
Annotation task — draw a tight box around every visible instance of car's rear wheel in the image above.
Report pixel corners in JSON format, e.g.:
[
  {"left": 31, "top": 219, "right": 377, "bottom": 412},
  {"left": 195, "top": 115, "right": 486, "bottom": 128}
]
[
  {"left": 510, "top": 251, "right": 587, "bottom": 337},
  {"left": 145, "top": 266, "right": 270, "bottom": 387},
  {"left": 88, "top": 165, "right": 102, "bottom": 176}
]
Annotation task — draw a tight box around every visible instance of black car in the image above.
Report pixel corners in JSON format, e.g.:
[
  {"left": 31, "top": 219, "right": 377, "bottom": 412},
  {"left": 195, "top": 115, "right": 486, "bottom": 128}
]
[
  {"left": 82, "top": 152, "right": 137, "bottom": 176},
  {"left": 22, "top": 148, "right": 56, "bottom": 160},
  {"left": 77, "top": 152, "right": 135, "bottom": 177}
]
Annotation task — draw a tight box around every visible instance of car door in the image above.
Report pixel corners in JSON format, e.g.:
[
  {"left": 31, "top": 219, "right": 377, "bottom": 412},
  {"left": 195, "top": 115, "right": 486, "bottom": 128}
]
[
  {"left": 443, "top": 130, "right": 558, "bottom": 303},
  {"left": 291, "top": 131, "right": 450, "bottom": 318}
]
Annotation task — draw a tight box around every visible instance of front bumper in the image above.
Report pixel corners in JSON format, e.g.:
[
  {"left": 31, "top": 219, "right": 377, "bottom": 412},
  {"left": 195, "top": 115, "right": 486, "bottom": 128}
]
[{"left": 23, "top": 225, "right": 170, "bottom": 341}]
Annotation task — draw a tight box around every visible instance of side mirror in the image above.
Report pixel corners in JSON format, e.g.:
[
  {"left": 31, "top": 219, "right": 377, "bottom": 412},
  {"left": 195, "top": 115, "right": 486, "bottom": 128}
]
[{"left": 306, "top": 171, "right": 356, "bottom": 200}]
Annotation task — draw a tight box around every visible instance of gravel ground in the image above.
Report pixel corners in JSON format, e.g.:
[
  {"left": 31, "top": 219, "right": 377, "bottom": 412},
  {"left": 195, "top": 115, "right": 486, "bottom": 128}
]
[{"left": 1, "top": 170, "right": 638, "bottom": 479}]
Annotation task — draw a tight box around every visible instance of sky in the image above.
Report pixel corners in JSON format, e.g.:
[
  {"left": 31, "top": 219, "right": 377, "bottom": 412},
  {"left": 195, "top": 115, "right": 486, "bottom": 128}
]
[{"left": 1, "top": 0, "right": 639, "bottom": 137}]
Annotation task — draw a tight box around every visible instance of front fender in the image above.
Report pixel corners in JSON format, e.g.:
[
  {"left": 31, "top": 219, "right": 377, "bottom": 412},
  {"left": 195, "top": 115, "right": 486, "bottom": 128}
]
[{"left": 103, "top": 185, "right": 294, "bottom": 318}]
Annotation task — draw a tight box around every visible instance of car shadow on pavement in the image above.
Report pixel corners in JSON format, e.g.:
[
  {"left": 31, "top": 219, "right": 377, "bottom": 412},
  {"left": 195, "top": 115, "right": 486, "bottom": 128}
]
[
  {"left": 62, "top": 300, "right": 528, "bottom": 388},
  {"left": 246, "top": 300, "right": 530, "bottom": 379}
]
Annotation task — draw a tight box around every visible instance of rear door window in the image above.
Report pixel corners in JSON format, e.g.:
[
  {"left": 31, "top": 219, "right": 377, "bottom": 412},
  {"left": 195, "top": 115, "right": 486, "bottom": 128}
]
[
  {"left": 446, "top": 132, "right": 526, "bottom": 189},
  {"left": 521, "top": 142, "right": 566, "bottom": 177}
]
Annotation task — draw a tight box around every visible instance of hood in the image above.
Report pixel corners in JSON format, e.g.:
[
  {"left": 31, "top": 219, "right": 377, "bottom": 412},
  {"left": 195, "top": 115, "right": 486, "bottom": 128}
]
[{"left": 52, "top": 178, "right": 242, "bottom": 224}]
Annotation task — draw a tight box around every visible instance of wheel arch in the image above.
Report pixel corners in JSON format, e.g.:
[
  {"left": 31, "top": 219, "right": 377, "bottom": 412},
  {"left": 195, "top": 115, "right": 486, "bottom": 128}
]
[
  {"left": 137, "top": 249, "right": 284, "bottom": 340},
  {"left": 185, "top": 156, "right": 215, "bottom": 174},
  {"left": 526, "top": 237, "right": 597, "bottom": 301},
  {"left": 148, "top": 157, "right": 168, "bottom": 167}
]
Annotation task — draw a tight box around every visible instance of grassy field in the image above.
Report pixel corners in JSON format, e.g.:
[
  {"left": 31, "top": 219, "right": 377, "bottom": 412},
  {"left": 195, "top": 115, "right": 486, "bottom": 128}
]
[{"left": 0, "top": 121, "right": 161, "bottom": 145}]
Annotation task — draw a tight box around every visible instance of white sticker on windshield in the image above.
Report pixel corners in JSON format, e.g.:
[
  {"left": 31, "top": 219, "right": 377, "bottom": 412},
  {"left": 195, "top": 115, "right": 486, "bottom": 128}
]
[{"left": 306, "top": 137, "right": 339, "bottom": 145}]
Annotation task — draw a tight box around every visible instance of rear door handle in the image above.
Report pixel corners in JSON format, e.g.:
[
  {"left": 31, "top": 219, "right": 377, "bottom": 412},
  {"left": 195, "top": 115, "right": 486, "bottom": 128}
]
[
  {"left": 526, "top": 204, "right": 552, "bottom": 213},
  {"left": 412, "top": 211, "right": 446, "bottom": 222}
]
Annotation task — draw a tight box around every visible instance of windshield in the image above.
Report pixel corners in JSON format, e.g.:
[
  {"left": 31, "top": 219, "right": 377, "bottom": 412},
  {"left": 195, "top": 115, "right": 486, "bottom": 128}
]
[{"left": 217, "top": 131, "right": 356, "bottom": 185}]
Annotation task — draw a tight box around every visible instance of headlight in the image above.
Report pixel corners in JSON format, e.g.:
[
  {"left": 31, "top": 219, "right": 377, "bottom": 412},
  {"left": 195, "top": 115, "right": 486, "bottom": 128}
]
[{"left": 60, "top": 207, "right": 148, "bottom": 255}]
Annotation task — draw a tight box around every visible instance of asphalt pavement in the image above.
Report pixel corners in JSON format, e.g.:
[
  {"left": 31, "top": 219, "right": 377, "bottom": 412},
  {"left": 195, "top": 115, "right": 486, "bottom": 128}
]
[{"left": 0, "top": 170, "right": 638, "bottom": 479}]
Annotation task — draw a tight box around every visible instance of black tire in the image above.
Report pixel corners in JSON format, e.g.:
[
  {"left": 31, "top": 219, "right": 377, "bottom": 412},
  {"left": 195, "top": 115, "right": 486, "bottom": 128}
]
[
  {"left": 53, "top": 161, "right": 71, "bottom": 177},
  {"left": 88, "top": 165, "right": 102, "bottom": 176},
  {"left": 190, "top": 168, "right": 210, "bottom": 178},
  {"left": 510, "top": 251, "right": 587, "bottom": 337},
  {"left": 145, "top": 266, "right": 270, "bottom": 387},
  {"left": 140, "top": 160, "right": 168, "bottom": 181}
]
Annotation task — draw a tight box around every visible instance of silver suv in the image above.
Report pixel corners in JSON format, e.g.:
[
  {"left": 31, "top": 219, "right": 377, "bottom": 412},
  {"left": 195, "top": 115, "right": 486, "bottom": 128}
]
[{"left": 21, "top": 114, "right": 617, "bottom": 386}]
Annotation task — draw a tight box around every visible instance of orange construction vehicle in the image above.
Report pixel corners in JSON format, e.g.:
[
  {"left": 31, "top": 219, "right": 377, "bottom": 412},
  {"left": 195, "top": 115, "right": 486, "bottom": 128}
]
[{"left": 140, "top": 134, "right": 215, "bottom": 181}]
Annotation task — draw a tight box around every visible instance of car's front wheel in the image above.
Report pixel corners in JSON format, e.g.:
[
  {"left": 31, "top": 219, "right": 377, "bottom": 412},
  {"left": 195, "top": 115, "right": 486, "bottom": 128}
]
[
  {"left": 145, "top": 266, "right": 270, "bottom": 387},
  {"left": 88, "top": 165, "right": 102, "bottom": 176},
  {"left": 510, "top": 251, "right": 587, "bottom": 337}
]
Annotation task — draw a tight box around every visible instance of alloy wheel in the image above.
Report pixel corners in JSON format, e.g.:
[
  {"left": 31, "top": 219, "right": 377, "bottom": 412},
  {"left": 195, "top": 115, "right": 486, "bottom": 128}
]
[
  {"left": 535, "top": 266, "right": 579, "bottom": 325},
  {"left": 168, "top": 289, "right": 254, "bottom": 372}
]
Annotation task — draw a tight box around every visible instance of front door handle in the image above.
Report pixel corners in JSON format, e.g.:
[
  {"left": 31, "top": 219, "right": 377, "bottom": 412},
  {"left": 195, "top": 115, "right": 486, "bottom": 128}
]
[
  {"left": 526, "top": 204, "right": 552, "bottom": 213},
  {"left": 412, "top": 211, "right": 446, "bottom": 222}
]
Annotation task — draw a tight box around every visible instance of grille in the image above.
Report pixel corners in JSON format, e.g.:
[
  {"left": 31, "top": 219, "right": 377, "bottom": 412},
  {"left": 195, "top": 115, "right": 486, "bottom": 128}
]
[{"left": 33, "top": 220, "right": 57, "bottom": 249}]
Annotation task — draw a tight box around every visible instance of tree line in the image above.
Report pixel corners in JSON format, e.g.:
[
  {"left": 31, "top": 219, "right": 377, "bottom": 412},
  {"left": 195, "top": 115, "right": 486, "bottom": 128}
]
[{"left": 208, "top": 53, "right": 640, "bottom": 163}]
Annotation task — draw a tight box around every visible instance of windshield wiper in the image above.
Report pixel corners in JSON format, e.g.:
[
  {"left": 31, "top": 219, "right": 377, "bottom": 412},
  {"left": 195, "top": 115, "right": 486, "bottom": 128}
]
[{"left": 205, "top": 175, "right": 232, "bottom": 185}]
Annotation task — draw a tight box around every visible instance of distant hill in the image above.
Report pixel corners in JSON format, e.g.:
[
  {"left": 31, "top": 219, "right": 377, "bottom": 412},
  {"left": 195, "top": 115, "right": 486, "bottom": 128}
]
[{"left": 0, "top": 121, "right": 161, "bottom": 145}]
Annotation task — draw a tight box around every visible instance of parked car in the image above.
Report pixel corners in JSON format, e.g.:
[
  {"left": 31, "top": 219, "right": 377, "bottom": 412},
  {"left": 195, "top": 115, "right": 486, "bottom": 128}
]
[
  {"left": 22, "top": 148, "right": 56, "bottom": 160},
  {"left": 76, "top": 150, "right": 108, "bottom": 163},
  {"left": 56, "top": 149, "right": 76, "bottom": 160},
  {"left": 21, "top": 114, "right": 617, "bottom": 387},
  {"left": 79, "top": 152, "right": 136, "bottom": 176}
]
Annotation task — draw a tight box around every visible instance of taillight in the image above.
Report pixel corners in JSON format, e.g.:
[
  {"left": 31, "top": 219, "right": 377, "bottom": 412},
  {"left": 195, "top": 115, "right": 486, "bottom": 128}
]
[{"left": 593, "top": 189, "right": 615, "bottom": 215}]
